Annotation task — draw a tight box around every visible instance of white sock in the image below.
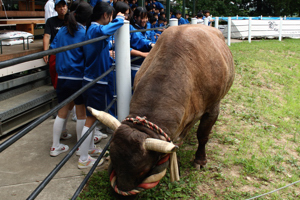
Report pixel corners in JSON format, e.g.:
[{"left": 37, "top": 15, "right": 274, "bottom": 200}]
[
  {"left": 89, "top": 129, "right": 96, "bottom": 149},
  {"left": 52, "top": 116, "right": 66, "bottom": 148},
  {"left": 76, "top": 119, "right": 86, "bottom": 142},
  {"left": 79, "top": 126, "right": 93, "bottom": 161},
  {"left": 62, "top": 110, "right": 71, "bottom": 132}
]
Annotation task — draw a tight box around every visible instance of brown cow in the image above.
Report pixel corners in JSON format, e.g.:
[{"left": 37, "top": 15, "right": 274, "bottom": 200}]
[{"left": 89, "top": 24, "right": 234, "bottom": 194}]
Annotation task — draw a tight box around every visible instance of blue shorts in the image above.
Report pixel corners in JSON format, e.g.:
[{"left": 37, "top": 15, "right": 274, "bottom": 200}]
[
  {"left": 56, "top": 78, "right": 84, "bottom": 105},
  {"left": 82, "top": 80, "right": 107, "bottom": 117}
]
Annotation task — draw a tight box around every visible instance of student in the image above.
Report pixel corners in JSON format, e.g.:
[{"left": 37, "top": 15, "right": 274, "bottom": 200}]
[
  {"left": 185, "top": 14, "right": 190, "bottom": 24},
  {"left": 49, "top": 2, "right": 93, "bottom": 157},
  {"left": 175, "top": 10, "right": 187, "bottom": 25},
  {"left": 196, "top": 12, "right": 204, "bottom": 24},
  {"left": 129, "top": 0, "right": 137, "bottom": 8},
  {"left": 80, "top": 2, "right": 124, "bottom": 169},
  {"left": 44, "top": 0, "right": 73, "bottom": 139},
  {"left": 129, "top": 6, "right": 155, "bottom": 85},
  {"left": 203, "top": 10, "right": 214, "bottom": 26}
]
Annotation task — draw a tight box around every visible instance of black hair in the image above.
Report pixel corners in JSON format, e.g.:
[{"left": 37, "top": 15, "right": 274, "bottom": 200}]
[
  {"left": 153, "top": 13, "right": 158, "bottom": 17},
  {"left": 158, "top": 15, "right": 164, "bottom": 21},
  {"left": 114, "top": 1, "right": 130, "bottom": 19},
  {"left": 160, "top": 11, "right": 165, "bottom": 15},
  {"left": 145, "top": 4, "right": 153, "bottom": 11},
  {"left": 67, "top": 1, "right": 92, "bottom": 36},
  {"left": 87, "top": 2, "right": 115, "bottom": 31},
  {"left": 203, "top": 10, "right": 210, "bottom": 14},
  {"left": 197, "top": 12, "right": 203, "bottom": 18},
  {"left": 130, "top": 6, "right": 148, "bottom": 28},
  {"left": 149, "top": 17, "right": 157, "bottom": 24},
  {"left": 131, "top": 4, "right": 137, "bottom": 9},
  {"left": 175, "top": 10, "right": 181, "bottom": 15}
]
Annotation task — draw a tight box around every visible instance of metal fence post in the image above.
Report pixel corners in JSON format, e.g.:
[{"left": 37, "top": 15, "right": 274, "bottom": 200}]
[
  {"left": 204, "top": 18, "right": 209, "bottom": 26},
  {"left": 191, "top": 18, "right": 197, "bottom": 24},
  {"left": 114, "top": 20, "right": 131, "bottom": 121},
  {"left": 169, "top": 18, "right": 178, "bottom": 26},
  {"left": 248, "top": 17, "right": 252, "bottom": 43},
  {"left": 227, "top": 17, "right": 231, "bottom": 46},
  {"left": 279, "top": 17, "right": 283, "bottom": 41},
  {"left": 215, "top": 17, "right": 219, "bottom": 29}
]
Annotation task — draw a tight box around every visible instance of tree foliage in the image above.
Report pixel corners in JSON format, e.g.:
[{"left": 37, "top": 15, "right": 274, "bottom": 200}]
[{"left": 171, "top": 0, "right": 300, "bottom": 17}]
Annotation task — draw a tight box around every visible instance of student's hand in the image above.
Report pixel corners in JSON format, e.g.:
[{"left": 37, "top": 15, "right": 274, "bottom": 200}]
[
  {"left": 117, "top": 12, "right": 125, "bottom": 17},
  {"left": 151, "top": 43, "right": 155, "bottom": 48},
  {"left": 43, "top": 55, "right": 49, "bottom": 63},
  {"left": 109, "top": 50, "right": 115, "bottom": 59}
]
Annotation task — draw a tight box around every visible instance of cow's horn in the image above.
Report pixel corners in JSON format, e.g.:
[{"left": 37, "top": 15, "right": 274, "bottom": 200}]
[
  {"left": 144, "top": 138, "right": 178, "bottom": 153},
  {"left": 87, "top": 107, "right": 121, "bottom": 131}
]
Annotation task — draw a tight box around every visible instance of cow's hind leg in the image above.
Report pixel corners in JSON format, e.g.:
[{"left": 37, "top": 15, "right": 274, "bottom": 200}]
[{"left": 194, "top": 103, "right": 220, "bottom": 169}]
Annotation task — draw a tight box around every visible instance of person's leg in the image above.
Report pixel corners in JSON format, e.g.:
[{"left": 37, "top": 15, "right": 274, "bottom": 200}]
[
  {"left": 75, "top": 104, "right": 86, "bottom": 142},
  {"left": 79, "top": 116, "right": 96, "bottom": 161},
  {"left": 50, "top": 103, "right": 70, "bottom": 156}
]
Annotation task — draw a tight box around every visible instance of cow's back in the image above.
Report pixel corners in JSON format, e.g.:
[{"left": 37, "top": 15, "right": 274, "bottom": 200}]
[{"left": 130, "top": 24, "right": 234, "bottom": 140}]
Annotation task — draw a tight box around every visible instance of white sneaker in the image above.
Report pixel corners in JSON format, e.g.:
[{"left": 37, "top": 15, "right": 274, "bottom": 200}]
[
  {"left": 95, "top": 127, "right": 108, "bottom": 139},
  {"left": 60, "top": 129, "right": 72, "bottom": 140},
  {"left": 76, "top": 146, "right": 103, "bottom": 157},
  {"left": 50, "top": 144, "right": 69, "bottom": 157},
  {"left": 78, "top": 155, "right": 104, "bottom": 169}
]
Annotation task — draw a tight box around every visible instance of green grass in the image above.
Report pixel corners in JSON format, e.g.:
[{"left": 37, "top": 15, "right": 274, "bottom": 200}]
[{"left": 79, "top": 39, "right": 300, "bottom": 199}]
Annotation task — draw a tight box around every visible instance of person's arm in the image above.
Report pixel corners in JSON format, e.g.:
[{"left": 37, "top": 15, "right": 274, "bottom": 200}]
[
  {"left": 130, "top": 49, "right": 149, "bottom": 58},
  {"left": 43, "top": 33, "right": 50, "bottom": 63}
]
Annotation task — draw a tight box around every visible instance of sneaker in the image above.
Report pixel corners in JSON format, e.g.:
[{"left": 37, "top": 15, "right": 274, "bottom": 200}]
[
  {"left": 95, "top": 127, "right": 108, "bottom": 139},
  {"left": 60, "top": 129, "right": 72, "bottom": 140},
  {"left": 94, "top": 135, "right": 103, "bottom": 144},
  {"left": 76, "top": 146, "right": 103, "bottom": 157},
  {"left": 50, "top": 144, "right": 69, "bottom": 157},
  {"left": 78, "top": 155, "right": 104, "bottom": 169},
  {"left": 71, "top": 115, "right": 77, "bottom": 122},
  {"left": 89, "top": 147, "right": 103, "bottom": 157}
]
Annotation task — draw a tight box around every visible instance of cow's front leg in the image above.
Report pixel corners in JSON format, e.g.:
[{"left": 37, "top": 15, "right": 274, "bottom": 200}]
[{"left": 194, "top": 103, "right": 220, "bottom": 169}]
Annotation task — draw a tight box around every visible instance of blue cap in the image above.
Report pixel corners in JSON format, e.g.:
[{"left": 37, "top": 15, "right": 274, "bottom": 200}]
[{"left": 55, "top": 0, "right": 67, "bottom": 6}]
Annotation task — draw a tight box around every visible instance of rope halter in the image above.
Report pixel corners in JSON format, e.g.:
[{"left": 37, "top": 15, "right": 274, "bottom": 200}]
[{"left": 109, "top": 116, "right": 180, "bottom": 196}]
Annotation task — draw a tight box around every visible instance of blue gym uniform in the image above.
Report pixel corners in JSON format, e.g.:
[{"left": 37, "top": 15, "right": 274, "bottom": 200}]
[
  {"left": 83, "top": 16, "right": 124, "bottom": 116},
  {"left": 178, "top": 17, "right": 187, "bottom": 25},
  {"left": 50, "top": 24, "right": 86, "bottom": 105},
  {"left": 129, "top": 24, "right": 155, "bottom": 86}
]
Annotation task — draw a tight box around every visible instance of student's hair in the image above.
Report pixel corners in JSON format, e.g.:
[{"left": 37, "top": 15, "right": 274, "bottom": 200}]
[
  {"left": 130, "top": 6, "right": 148, "bottom": 28},
  {"left": 160, "top": 11, "right": 165, "bottom": 15},
  {"left": 175, "top": 10, "right": 181, "bottom": 15},
  {"left": 131, "top": 4, "right": 137, "bottom": 10},
  {"left": 114, "top": 1, "right": 130, "bottom": 18},
  {"left": 153, "top": 13, "right": 158, "bottom": 17},
  {"left": 87, "top": 2, "right": 115, "bottom": 31},
  {"left": 158, "top": 15, "right": 164, "bottom": 21},
  {"left": 203, "top": 10, "right": 210, "bottom": 14},
  {"left": 149, "top": 16, "right": 156, "bottom": 24},
  {"left": 197, "top": 12, "right": 203, "bottom": 18},
  {"left": 67, "top": 1, "right": 92, "bottom": 36},
  {"left": 145, "top": 4, "right": 153, "bottom": 11}
]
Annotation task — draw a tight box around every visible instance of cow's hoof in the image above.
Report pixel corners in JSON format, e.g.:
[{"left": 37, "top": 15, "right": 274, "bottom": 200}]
[{"left": 193, "top": 159, "right": 207, "bottom": 170}]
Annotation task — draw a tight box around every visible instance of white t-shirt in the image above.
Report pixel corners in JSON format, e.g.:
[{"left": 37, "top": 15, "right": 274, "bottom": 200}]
[
  {"left": 44, "top": 0, "right": 58, "bottom": 22},
  {"left": 197, "top": 18, "right": 204, "bottom": 24}
]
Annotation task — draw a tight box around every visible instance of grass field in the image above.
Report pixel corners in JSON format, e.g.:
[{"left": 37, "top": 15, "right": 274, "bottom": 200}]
[{"left": 79, "top": 39, "right": 300, "bottom": 200}]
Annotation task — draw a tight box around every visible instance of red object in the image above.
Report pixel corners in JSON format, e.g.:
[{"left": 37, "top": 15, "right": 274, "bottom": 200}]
[{"left": 49, "top": 55, "right": 58, "bottom": 89}]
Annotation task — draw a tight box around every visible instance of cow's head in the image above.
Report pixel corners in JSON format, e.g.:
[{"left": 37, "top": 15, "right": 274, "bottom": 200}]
[{"left": 88, "top": 107, "right": 178, "bottom": 194}]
